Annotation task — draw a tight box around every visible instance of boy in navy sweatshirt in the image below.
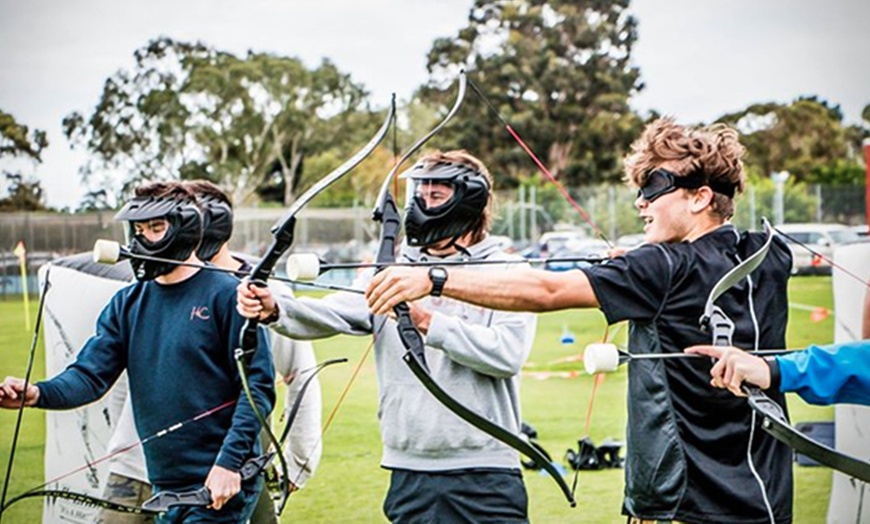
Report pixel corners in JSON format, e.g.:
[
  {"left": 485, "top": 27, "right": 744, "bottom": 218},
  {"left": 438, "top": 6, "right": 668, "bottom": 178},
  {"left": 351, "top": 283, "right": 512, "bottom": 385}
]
[{"left": 0, "top": 182, "right": 274, "bottom": 523}]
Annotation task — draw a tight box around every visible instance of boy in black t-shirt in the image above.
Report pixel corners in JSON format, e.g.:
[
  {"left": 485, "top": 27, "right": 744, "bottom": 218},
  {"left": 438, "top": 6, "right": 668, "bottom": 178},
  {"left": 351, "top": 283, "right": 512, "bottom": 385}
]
[{"left": 366, "top": 119, "right": 794, "bottom": 523}]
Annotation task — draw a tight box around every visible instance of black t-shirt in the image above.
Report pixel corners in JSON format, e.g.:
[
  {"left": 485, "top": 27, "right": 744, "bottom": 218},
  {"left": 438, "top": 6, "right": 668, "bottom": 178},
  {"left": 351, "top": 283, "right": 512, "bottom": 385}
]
[{"left": 582, "top": 225, "right": 794, "bottom": 524}]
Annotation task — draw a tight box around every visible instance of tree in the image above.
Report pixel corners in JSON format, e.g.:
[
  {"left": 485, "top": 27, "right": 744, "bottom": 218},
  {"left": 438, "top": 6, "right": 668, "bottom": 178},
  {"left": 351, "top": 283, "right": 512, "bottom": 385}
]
[
  {"left": 419, "top": 0, "right": 644, "bottom": 188},
  {"left": 0, "top": 110, "right": 49, "bottom": 211},
  {"left": 0, "top": 173, "right": 48, "bottom": 212},
  {"left": 64, "top": 37, "right": 376, "bottom": 206},
  {"left": 719, "top": 97, "right": 868, "bottom": 184},
  {"left": 76, "top": 189, "right": 113, "bottom": 213},
  {"left": 1, "top": 110, "right": 48, "bottom": 162}
]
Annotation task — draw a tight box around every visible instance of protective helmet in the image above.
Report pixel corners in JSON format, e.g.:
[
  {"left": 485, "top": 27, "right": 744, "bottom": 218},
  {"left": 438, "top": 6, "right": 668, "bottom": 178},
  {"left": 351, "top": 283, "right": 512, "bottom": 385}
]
[
  {"left": 196, "top": 195, "right": 233, "bottom": 262},
  {"left": 114, "top": 196, "right": 203, "bottom": 280},
  {"left": 402, "top": 160, "right": 490, "bottom": 247}
]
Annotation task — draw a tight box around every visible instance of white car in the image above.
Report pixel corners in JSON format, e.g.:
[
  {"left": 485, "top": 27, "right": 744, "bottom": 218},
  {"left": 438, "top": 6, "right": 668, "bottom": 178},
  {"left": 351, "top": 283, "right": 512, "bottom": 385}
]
[{"left": 775, "top": 223, "right": 862, "bottom": 275}]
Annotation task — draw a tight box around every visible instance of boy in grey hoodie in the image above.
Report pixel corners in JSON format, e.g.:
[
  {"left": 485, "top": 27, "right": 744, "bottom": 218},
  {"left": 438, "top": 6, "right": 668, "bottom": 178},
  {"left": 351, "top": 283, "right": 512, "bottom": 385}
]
[{"left": 237, "top": 150, "right": 537, "bottom": 523}]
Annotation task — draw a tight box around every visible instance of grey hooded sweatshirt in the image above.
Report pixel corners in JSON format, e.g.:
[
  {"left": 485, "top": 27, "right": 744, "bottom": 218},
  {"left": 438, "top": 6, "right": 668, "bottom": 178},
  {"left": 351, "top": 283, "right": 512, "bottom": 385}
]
[{"left": 269, "top": 235, "right": 536, "bottom": 471}]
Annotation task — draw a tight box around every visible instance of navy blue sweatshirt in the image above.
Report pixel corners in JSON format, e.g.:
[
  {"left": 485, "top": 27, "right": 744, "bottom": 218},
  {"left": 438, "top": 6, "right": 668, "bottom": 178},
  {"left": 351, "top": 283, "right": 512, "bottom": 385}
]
[{"left": 36, "top": 269, "right": 275, "bottom": 489}]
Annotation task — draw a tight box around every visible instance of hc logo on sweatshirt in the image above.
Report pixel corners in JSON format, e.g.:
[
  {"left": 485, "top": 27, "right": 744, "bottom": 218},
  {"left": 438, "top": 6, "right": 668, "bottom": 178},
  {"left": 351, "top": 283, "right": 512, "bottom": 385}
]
[{"left": 190, "top": 306, "right": 211, "bottom": 321}]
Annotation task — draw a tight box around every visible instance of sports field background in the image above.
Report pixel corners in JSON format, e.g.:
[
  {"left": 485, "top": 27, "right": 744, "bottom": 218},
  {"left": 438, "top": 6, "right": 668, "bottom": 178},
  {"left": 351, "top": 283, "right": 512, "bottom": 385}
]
[{"left": 0, "top": 276, "right": 835, "bottom": 522}]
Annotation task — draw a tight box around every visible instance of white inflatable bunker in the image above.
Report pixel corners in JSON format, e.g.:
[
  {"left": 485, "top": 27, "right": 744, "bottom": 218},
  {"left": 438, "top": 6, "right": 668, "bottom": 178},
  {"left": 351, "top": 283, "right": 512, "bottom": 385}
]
[{"left": 828, "top": 242, "right": 870, "bottom": 524}]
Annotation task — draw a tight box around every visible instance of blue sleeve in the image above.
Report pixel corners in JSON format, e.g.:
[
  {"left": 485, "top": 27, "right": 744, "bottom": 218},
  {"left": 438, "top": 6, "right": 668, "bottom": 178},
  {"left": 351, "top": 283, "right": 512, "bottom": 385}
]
[
  {"left": 35, "top": 295, "right": 127, "bottom": 409},
  {"left": 215, "top": 305, "right": 276, "bottom": 472},
  {"left": 777, "top": 340, "right": 870, "bottom": 406}
]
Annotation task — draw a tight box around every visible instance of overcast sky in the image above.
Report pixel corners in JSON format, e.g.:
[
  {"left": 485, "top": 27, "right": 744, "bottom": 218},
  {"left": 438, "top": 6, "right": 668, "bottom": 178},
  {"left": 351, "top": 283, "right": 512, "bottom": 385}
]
[{"left": 1, "top": 0, "right": 868, "bottom": 209}]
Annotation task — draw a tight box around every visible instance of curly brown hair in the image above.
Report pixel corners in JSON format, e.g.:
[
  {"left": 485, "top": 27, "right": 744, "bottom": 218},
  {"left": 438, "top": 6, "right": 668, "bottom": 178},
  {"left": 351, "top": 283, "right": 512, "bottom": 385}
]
[{"left": 624, "top": 118, "right": 746, "bottom": 218}]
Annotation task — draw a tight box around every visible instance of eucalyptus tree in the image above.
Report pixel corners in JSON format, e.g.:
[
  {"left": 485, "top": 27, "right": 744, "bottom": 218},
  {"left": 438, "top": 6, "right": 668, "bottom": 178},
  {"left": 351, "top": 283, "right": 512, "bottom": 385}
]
[
  {"left": 420, "top": 0, "right": 644, "bottom": 188},
  {"left": 0, "top": 109, "right": 48, "bottom": 211},
  {"left": 64, "top": 37, "right": 374, "bottom": 206},
  {"left": 719, "top": 97, "right": 867, "bottom": 184}
]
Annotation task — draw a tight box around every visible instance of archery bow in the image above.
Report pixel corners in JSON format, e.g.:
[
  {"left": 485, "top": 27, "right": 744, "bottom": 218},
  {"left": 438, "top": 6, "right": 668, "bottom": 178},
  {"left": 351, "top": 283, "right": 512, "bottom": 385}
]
[
  {"left": 234, "top": 98, "right": 396, "bottom": 516},
  {"left": 370, "top": 70, "right": 576, "bottom": 507},
  {"left": 0, "top": 270, "right": 149, "bottom": 518},
  {"left": 702, "top": 218, "right": 870, "bottom": 483},
  {"left": 1, "top": 393, "right": 238, "bottom": 517}
]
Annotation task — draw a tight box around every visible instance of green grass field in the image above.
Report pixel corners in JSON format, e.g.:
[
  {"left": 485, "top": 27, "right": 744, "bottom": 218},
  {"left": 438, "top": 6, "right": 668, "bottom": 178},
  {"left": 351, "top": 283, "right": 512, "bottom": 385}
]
[{"left": 0, "top": 277, "right": 837, "bottom": 523}]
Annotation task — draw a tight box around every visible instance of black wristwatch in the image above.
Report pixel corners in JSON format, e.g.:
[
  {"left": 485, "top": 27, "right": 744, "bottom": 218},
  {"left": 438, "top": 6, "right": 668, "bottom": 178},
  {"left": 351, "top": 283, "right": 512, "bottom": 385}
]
[{"left": 428, "top": 266, "right": 448, "bottom": 297}]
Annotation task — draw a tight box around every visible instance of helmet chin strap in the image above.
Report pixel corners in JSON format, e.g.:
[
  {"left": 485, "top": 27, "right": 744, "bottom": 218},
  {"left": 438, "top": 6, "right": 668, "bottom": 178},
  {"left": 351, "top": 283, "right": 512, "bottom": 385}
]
[{"left": 422, "top": 233, "right": 471, "bottom": 258}]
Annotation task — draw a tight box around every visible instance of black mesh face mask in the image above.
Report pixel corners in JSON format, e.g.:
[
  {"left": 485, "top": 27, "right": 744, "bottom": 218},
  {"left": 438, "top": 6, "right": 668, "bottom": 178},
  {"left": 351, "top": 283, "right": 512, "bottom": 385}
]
[
  {"left": 402, "top": 161, "right": 490, "bottom": 247},
  {"left": 115, "top": 196, "right": 203, "bottom": 280}
]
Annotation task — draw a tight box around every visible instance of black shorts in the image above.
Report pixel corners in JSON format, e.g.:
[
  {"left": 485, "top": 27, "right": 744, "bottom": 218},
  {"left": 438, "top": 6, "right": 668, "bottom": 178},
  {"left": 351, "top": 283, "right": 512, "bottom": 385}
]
[{"left": 383, "top": 468, "right": 528, "bottom": 524}]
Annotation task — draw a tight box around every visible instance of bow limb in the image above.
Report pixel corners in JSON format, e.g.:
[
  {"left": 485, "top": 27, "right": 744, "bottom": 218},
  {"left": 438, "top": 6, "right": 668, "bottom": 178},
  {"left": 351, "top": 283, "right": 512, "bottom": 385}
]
[
  {"left": 234, "top": 353, "right": 337, "bottom": 514},
  {"left": 235, "top": 99, "right": 396, "bottom": 515},
  {"left": 0, "top": 269, "right": 52, "bottom": 523},
  {"left": 371, "top": 71, "right": 576, "bottom": 507},
  {"left": 278, "top": 358, "right": 347, "bottom": 447},
  {"left": 0, "top": 489, "right": 158, "bottom": 517},
  {"left": 744, "top": 387, "right": 870, "bottom": 483},
  {"left": 1, "top": 399, "right": 237, "bottom": 519},
  {"left": 703, "top": 218, "right": 870, "bottom": 483},
  {"left": 700, "top": 218, "right": 775, "bottom": 334},
  {"left": 143, "top": 359, "right": 347, "bottom": 515}
]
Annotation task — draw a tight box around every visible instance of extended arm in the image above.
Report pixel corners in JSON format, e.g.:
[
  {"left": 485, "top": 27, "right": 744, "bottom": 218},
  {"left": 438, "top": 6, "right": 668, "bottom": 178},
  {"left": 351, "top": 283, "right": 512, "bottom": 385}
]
[
  {"left": 688, "top": 341, "right": 870, "bottom": 406},
  {"left": 238, "top": 279, "right": 373, "bottom": 340},
  {"left": 34, "top": 298, "right": 128, "bottom": 409},
  {"left": 367, "top": 266, "right": 598, "bottom": 314},
  {"left": 775, "top": 341, "right": 870, "bottom": 406}
]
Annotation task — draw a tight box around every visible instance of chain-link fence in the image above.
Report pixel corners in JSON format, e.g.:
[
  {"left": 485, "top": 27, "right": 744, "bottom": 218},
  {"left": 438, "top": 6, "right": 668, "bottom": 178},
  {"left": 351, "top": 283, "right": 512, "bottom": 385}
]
[
  {"left": 2, "top": 183, "right": 865, "bottom": 297},
  {"left": 491, "top": 182, "right": 867, "bottom": 248}
]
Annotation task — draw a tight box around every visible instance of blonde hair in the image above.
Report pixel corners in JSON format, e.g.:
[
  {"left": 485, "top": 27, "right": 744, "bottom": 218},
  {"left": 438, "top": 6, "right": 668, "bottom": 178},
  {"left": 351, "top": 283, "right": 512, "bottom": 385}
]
[
  {"left": 417, "top": 149, "right": 493, "bottom": 245},
  {"left": 624, "top": 118, "right": 746, "bottom": 218}
]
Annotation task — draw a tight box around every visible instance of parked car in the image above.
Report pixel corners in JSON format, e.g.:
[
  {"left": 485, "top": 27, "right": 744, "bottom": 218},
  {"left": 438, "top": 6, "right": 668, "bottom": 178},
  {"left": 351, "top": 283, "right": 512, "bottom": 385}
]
[
  {"left": 775, "top": 223, "right": 862, "bottom": 275},
  {"left": 524, "top": 230, "right": 589, "bottom": 259},
  {"left": 847, "top": 224, "right": 869, "bottom": 237}
]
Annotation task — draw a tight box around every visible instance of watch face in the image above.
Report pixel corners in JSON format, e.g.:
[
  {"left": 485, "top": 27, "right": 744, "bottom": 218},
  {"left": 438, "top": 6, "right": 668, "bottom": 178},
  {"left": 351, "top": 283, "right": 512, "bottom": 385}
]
[{"left": 430, "top": 267, "right": 447, "bottom": 279}]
